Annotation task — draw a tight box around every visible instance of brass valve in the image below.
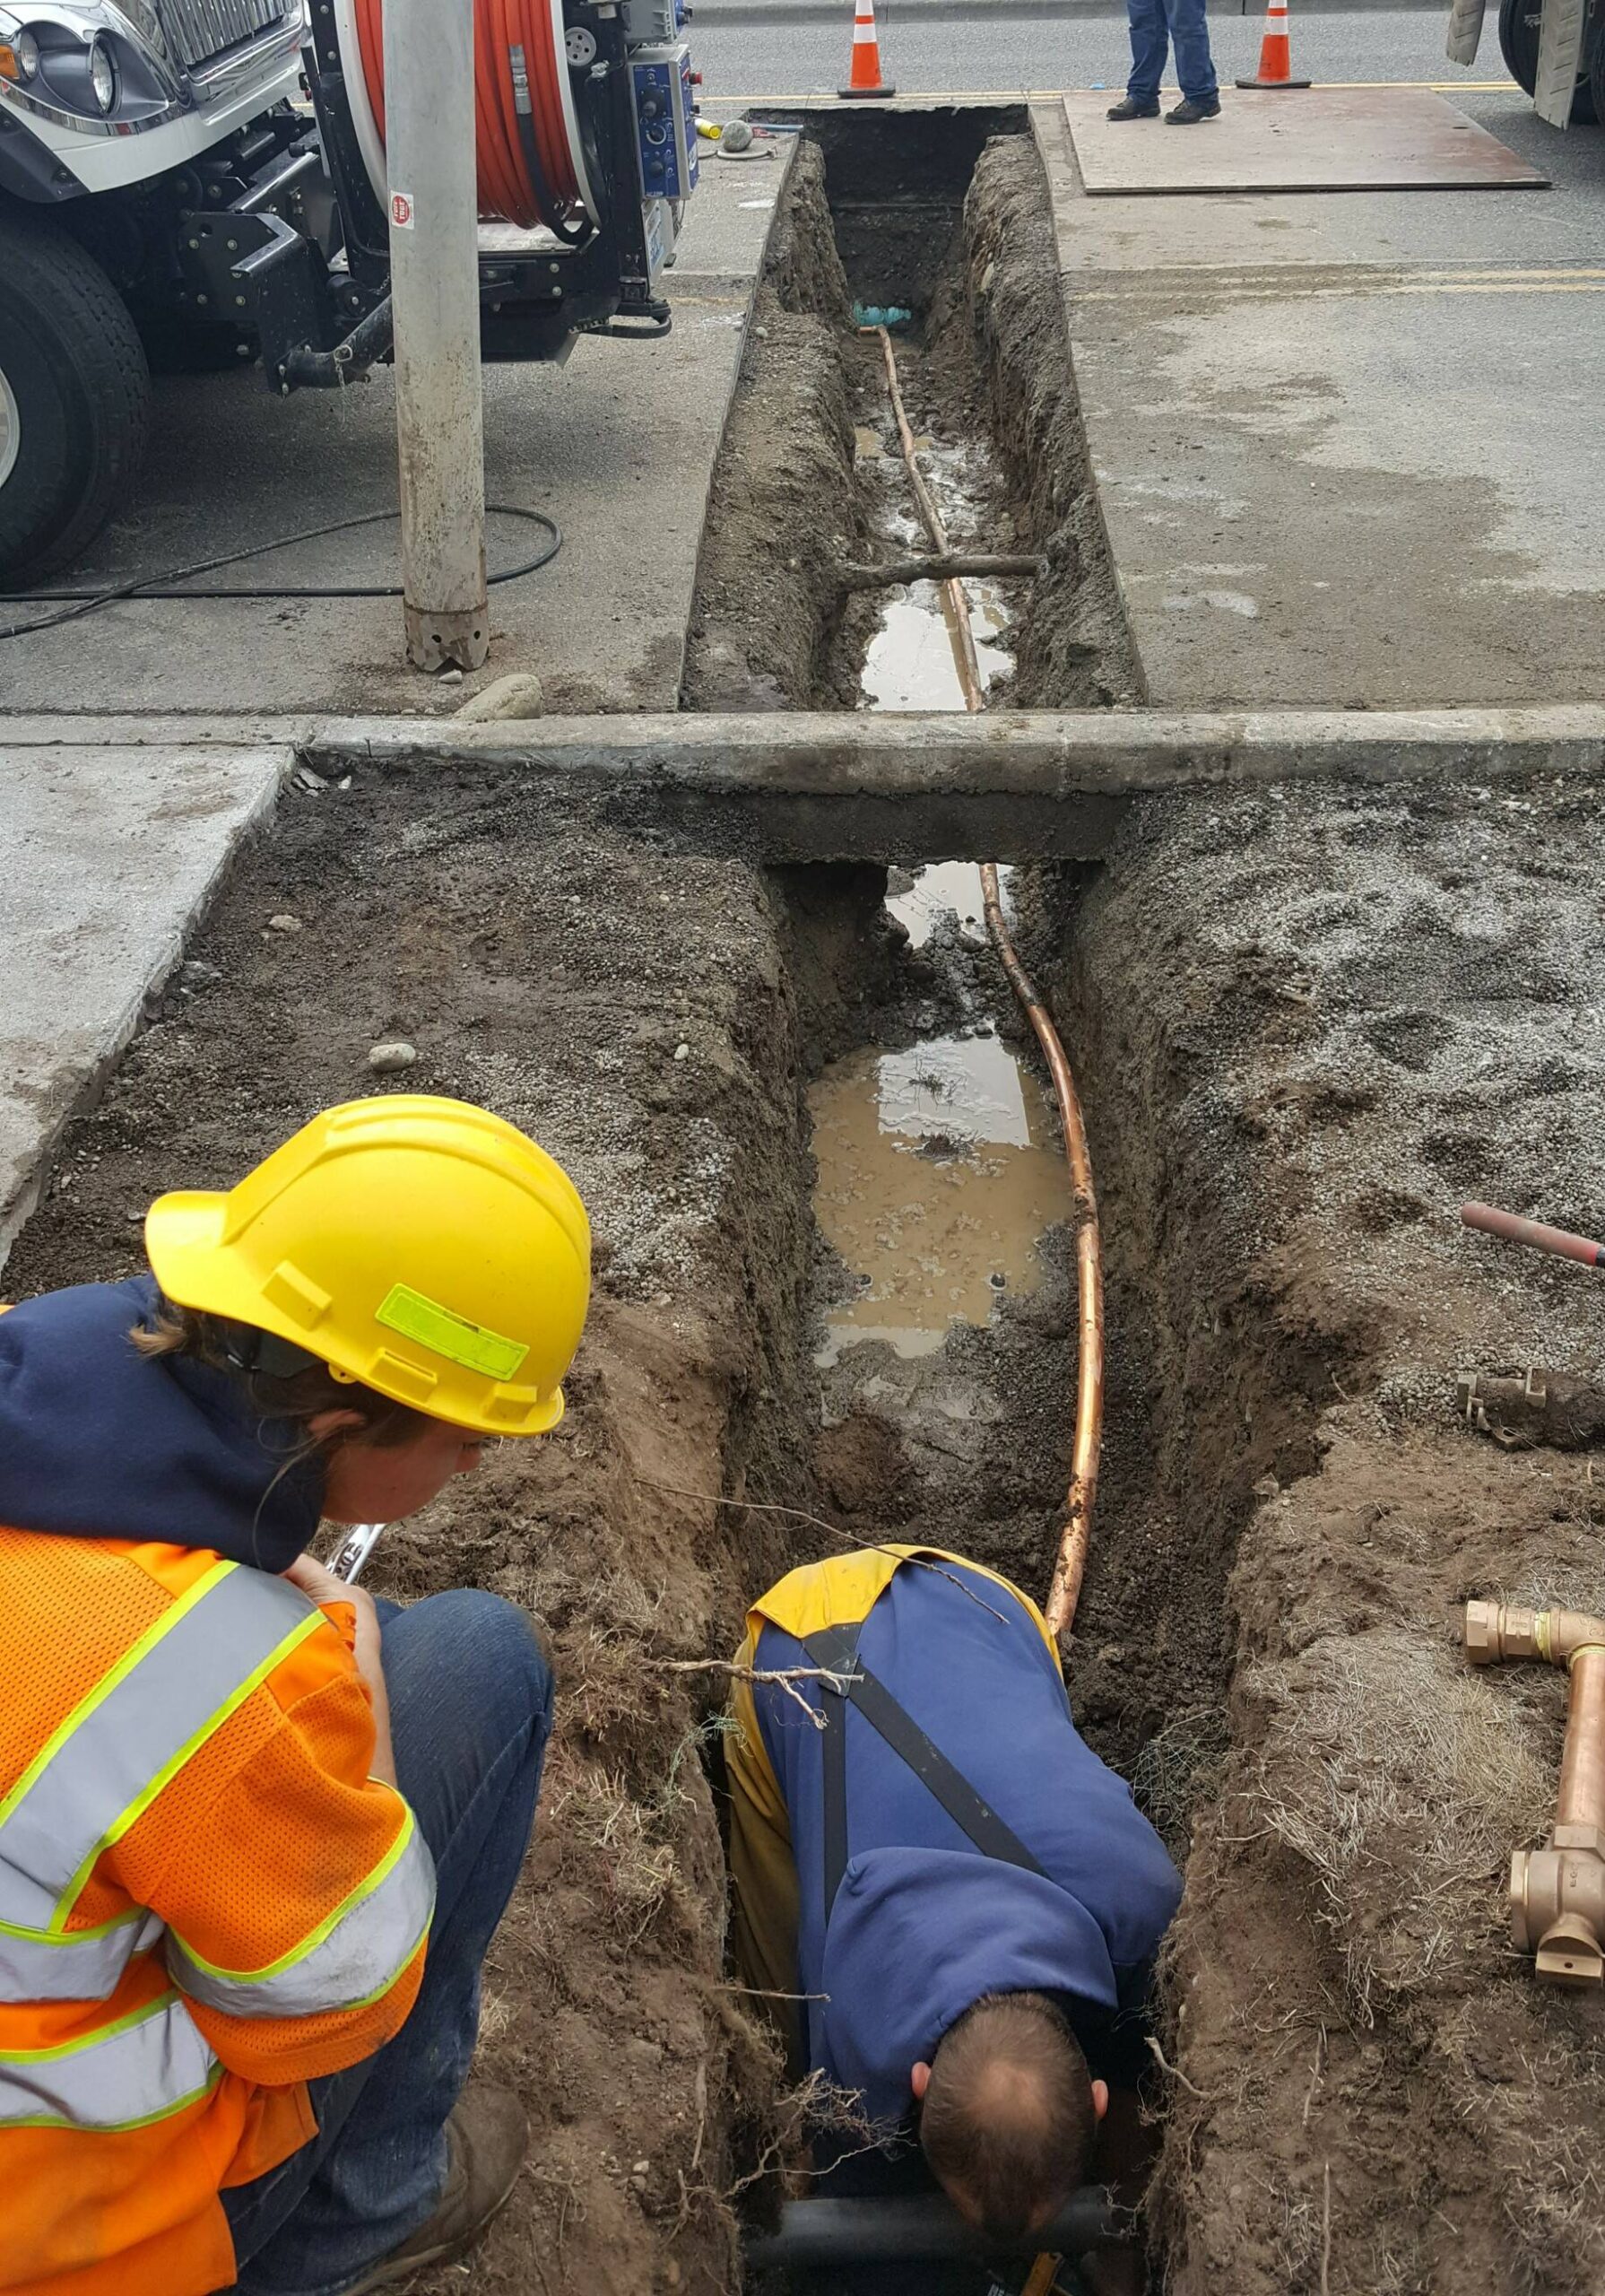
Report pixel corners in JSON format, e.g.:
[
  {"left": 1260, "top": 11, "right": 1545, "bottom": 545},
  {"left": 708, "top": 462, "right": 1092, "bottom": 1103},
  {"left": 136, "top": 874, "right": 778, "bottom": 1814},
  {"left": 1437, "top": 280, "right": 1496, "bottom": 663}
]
[{"left": 1463, "top": 1602, "right": 1605, "bottom": 1989}]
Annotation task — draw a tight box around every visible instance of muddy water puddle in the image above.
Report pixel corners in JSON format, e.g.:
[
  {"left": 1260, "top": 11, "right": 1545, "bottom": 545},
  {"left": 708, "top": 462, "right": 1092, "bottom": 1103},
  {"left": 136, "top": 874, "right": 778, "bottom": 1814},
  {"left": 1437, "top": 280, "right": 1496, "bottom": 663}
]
[
  {"left": 812, "top": 394, "right": 1065, "bottom": 1369},
  {"left": 885, "top": 860, "right": 1015, "bottom": 951},
  {"left": 856, "top": 430, "right": 1013, "bottom": 714},
  {"left": 811, "top": 1025, "right": 1070, "bottom": 1367}
]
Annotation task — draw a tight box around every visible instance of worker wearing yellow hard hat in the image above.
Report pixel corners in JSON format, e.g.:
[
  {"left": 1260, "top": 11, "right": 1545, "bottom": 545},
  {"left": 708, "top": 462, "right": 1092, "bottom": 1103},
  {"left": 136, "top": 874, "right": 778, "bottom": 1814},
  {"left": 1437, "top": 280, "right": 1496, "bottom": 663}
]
[{"left": 0, "top": 1096, "right": 589, "bottom": 2296}]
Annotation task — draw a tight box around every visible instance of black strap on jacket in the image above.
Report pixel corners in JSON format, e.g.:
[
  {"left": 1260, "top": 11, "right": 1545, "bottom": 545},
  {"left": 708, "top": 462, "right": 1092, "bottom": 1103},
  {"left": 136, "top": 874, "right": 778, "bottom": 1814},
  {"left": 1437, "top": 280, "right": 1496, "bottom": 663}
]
[{"left": 802, "top": 1619, "right": 1047, "bottom": 1922}]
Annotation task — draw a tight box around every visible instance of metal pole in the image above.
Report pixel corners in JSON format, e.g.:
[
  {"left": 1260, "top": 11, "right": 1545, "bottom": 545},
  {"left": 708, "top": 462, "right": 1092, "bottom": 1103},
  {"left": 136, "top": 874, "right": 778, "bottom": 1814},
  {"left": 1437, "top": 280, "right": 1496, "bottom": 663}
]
[{"left": 383, "top": 0, "right": 490, "bottom": 672}]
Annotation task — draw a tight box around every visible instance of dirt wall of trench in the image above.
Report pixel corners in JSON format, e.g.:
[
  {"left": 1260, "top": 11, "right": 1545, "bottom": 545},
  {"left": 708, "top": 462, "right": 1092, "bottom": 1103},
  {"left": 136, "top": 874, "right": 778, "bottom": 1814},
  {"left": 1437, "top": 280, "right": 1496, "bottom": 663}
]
[
  {"left": 1050, "top": 781, "right": 1605, "bottom": 2295},
  {"left": 4, "top": 766, "right": 836, "bottom": 2295}
]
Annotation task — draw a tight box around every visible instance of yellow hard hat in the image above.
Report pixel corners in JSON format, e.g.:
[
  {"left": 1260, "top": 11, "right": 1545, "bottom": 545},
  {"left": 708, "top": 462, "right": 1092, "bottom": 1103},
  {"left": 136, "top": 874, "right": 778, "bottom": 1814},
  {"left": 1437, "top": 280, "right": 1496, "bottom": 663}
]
[{"left": 144, "top": 1095, "right": 591, "bottom": 1437}]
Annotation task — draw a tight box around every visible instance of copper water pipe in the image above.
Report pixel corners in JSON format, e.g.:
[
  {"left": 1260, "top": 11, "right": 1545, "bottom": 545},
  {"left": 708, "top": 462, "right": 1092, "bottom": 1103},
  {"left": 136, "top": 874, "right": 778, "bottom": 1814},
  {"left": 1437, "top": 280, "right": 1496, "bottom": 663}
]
[
  {"left": 871, "top": 326, "right": 1105, "bottom": 1636},
  {"left": 1464, "top": 1601, "right": 1605, "bottom": 1985}
]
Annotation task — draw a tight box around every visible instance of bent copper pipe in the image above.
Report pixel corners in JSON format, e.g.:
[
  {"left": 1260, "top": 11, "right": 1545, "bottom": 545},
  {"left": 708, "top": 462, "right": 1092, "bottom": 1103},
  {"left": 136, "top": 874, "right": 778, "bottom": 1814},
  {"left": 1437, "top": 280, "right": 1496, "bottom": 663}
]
[
  {"left": 872, "top": 323, "right": 1105, "bottom": 1639},
  {"left": 1465, "top": 1601, "right": 1605, "bottom": 1986}
]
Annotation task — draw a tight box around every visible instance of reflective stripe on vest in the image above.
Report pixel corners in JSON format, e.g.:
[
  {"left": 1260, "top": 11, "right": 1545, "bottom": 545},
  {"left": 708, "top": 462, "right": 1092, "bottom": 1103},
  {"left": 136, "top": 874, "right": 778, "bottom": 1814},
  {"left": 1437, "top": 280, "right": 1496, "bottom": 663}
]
[
  {"left": 0, "top": 1909, "right": 164, "bottom": 2005},
  {"left": 167, "top": 1804, "right": 435, "bottom": 2019},
  {"left": 0, "top": 1988, "right": 218, "bottom": 2132},
  {"left": 0, "top": 1561, "right": 322, "bottom": 2005}
]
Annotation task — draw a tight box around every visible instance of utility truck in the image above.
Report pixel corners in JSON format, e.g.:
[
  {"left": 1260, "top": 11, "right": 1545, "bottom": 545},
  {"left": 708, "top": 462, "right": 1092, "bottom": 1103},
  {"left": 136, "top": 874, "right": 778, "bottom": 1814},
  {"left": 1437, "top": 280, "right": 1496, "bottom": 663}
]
[
  {"left": 0, "top": 0, "right": 698, "bottom": 580},
  {"left": 1447, "top": 0, "right": 1604, "bottom": 126}
]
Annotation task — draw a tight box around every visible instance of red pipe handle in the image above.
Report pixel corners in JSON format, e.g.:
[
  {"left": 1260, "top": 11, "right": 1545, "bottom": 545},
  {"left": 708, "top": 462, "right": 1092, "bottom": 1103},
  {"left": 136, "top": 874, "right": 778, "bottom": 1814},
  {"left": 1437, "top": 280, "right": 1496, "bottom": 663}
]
[{"left": 1461, "top": 1201, "right": 1605, "bottom": 1270}]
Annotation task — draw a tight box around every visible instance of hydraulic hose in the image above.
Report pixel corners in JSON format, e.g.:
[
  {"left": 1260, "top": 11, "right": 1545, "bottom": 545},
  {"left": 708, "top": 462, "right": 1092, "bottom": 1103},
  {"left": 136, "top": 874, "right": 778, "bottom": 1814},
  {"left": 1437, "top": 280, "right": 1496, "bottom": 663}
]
[
  {"left": 871, "top": 324, "right": 1105, "bottom": 1639},
  {"left": 351, "top": 0, "right": 593, "bottom": 233}
]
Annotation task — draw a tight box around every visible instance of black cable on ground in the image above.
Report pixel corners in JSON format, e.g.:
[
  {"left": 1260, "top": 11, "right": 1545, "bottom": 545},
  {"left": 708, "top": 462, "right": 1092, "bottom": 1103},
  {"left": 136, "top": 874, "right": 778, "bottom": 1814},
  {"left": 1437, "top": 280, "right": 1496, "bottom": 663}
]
[{"left": 0, "top": 505, "right": 562, "bottom": 642}]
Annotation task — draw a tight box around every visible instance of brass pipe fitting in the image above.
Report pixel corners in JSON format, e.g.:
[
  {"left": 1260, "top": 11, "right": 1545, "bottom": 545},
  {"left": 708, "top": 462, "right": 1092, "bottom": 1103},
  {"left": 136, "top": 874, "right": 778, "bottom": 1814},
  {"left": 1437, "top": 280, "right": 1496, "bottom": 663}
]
[{"left": 1463, "top": 1602, "right": 1605, "bottom": 1987}]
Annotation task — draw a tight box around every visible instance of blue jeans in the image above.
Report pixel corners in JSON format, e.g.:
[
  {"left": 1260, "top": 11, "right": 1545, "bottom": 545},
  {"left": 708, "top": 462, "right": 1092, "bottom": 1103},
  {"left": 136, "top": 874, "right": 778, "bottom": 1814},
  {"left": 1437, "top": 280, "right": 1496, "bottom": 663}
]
[
  {"left": 1126, "top": 0, "right": 1218, "bottom": 103},
  {"left": 221, "top": 1591, "right": 554, "bottom": 2296}
]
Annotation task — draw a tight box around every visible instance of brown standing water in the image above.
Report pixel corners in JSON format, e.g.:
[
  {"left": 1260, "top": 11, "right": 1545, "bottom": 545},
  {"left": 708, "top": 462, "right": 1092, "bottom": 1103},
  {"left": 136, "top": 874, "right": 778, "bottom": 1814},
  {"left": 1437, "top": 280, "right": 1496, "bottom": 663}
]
[
  {"left": 808, "top": 397, "right": 1069, "bottom": 1378},
  {"left": 811, "top": 1028, "right": 1072, "bottom": 1368}
]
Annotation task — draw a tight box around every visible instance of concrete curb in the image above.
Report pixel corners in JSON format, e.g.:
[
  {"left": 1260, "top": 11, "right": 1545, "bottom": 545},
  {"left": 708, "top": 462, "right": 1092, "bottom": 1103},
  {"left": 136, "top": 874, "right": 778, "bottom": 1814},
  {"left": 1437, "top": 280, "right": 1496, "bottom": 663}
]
[{"left": 307, "top": 701, "right": 1605, "bottom": 801}]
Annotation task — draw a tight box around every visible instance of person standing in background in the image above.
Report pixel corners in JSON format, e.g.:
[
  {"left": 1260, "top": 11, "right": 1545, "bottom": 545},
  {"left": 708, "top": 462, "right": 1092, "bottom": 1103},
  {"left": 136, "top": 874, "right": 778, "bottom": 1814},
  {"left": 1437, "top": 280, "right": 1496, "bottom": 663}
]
[{"left": 1106, "top": 0, "right": 1220, "bottom": 124}]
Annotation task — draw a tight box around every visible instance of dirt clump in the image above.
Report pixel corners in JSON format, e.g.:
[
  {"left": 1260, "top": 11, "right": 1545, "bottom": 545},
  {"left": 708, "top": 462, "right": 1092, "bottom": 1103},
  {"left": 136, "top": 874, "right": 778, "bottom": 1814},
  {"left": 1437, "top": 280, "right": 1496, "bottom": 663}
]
[{"left": 4, "top": 762, "right": 833, "bottom": 2293}]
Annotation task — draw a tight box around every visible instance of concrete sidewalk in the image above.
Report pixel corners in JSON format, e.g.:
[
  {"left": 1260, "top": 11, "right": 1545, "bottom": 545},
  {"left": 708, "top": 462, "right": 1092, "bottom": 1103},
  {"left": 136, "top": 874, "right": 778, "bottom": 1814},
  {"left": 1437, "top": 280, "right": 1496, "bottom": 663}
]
[
  {"left": 0, "top": 154, "right": 787, "bottom": 722},
  {"left": 1035, "top": 91, "right": 1605, "bottom": 708},
  {"left": 1, "top": 743, "right": 290, "bottom": 1265}
]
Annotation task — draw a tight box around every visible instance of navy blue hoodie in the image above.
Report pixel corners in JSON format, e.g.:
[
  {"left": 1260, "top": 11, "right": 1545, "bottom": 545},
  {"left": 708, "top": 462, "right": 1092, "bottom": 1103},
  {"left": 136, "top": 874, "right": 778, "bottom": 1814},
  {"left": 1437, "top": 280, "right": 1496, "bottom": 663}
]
[
  {"left": 0, "top": 1276, "right": 324, "bottom": 1569},
  {"left": 750, "top": 1555, "right": 1183, "bottom": 2125}
]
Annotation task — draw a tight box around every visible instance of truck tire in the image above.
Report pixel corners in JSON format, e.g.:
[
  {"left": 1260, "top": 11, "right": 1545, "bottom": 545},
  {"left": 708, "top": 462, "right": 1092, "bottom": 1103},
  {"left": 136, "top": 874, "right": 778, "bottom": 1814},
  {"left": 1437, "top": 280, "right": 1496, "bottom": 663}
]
[
  {"left": 0, "top": 212, "right": 152, "bottom": 587},
  {"left": 1497, "top": 0, "right": 1599, "bottom": 122}
]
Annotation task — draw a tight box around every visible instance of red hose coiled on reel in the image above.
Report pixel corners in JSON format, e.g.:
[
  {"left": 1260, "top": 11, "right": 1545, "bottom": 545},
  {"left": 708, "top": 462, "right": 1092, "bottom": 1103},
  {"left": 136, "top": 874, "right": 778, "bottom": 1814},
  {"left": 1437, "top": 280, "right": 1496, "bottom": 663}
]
[{"left": 352, "top": 0, "right": 587, "bottom": 232}]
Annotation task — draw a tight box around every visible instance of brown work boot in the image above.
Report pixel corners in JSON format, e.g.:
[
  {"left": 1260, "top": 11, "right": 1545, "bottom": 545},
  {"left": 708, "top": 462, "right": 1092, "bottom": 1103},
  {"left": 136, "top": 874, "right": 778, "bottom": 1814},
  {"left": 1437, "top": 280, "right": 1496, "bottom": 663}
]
[{"left": 339, "top": 2085, "right": 528, "bottom": 2292}]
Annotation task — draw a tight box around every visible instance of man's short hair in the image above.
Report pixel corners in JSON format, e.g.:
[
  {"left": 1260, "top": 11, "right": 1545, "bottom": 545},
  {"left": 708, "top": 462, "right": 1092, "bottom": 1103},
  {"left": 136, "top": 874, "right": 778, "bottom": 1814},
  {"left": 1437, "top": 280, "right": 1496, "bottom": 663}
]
[{"left": 918, "top": 1991, "right": 1097, "bottom": 2244}]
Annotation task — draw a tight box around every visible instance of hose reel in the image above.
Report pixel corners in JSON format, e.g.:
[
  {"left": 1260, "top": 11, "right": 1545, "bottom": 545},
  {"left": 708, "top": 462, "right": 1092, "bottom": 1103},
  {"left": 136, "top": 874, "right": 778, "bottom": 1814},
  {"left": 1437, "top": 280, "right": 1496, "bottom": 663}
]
[{"left": 335, "top": 0, "right": 599, "bottom": 233}]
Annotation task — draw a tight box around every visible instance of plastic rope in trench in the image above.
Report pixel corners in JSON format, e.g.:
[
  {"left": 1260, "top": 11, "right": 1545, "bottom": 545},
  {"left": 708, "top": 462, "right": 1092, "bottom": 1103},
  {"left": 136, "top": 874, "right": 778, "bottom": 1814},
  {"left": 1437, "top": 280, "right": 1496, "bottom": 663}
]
[
  {"left": 868, "top": 323, "right": 1106, "bottom": 1642},
  {"left": 350, "top": 0, "right": 597, "bottom": 236}
]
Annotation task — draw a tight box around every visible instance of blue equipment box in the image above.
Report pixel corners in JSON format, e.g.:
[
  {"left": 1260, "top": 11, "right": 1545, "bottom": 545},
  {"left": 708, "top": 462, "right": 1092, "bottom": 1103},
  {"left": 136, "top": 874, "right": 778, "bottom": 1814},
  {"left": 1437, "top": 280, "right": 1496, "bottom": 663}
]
[{"left": 630, "top": 43, "right": 699, "bottom": 204}]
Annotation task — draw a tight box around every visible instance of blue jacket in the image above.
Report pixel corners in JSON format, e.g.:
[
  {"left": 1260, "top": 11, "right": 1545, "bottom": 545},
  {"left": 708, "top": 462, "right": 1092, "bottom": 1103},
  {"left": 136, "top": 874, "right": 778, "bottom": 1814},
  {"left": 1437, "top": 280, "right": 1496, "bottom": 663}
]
[
  {"left": 745, "top": 1550, "right": 1181, "bottom": 2124},
  {"left": 0, "top": 1275, "right": 324, "bottom": 1567}
]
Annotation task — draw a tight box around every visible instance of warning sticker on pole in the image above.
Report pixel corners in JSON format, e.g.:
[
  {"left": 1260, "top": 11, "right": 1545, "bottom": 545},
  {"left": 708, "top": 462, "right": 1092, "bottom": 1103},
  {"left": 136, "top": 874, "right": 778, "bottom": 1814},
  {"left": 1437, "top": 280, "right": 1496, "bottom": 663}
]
[{"left": 390, "top": 190, "right": 415, "bottom": 230}]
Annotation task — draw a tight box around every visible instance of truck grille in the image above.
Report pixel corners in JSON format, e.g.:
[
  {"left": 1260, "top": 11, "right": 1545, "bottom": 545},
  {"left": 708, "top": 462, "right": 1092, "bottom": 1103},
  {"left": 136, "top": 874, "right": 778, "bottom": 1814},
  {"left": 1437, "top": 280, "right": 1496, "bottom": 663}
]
[{"left": 154, "top": 0, "right": 294, "bottom": 73}]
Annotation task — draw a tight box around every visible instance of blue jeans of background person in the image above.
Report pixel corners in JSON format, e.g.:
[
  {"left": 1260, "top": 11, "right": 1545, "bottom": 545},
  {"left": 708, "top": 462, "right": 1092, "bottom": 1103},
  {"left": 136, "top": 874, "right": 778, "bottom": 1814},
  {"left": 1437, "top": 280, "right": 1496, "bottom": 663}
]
[
  {"left": 221, "top": 1590, "right": 553, "bottom": 2296},
  {"left": 1126, "top": 0, "right": 1218, "bottom": 104}
]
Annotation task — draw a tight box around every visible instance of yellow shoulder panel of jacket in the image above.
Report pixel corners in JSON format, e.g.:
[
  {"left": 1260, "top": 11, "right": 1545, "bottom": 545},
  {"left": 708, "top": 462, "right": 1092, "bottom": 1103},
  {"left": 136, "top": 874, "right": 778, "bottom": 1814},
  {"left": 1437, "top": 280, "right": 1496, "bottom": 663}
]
[{"left": 747, "top": 1544, "right": 1057, "bottom": 1665}]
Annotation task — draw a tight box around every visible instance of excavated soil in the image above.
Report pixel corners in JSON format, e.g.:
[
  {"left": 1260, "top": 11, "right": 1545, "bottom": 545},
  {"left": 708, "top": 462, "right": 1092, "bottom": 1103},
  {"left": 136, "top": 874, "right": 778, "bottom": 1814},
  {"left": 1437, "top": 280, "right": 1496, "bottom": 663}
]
[
  {"left": 1046, "top": 783, "right": 1605, "bottom": 2295},
  {"left": 4, "top": 765, "right": 834, "bottom": 2296},
  {"left": 687, "top": 109, "right": 1605, "bottom": 2295}
]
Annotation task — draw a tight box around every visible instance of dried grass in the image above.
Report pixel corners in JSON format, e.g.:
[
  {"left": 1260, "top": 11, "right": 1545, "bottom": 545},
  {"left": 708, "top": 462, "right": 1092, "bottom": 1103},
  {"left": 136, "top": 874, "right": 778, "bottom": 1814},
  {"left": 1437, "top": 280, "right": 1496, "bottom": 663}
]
[
  {"left": 1238, "top": 1626, "right": 1551, "bottom": 2026},
  {"left": 1132, "top": 1702, "right": 1231, "bottom": 1858}
]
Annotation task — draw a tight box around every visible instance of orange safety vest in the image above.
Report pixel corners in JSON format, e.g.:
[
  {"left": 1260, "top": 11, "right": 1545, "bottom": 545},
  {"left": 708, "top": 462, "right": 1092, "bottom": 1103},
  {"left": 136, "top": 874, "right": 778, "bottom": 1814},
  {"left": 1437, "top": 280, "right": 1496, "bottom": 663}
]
[{"left": 0, "top": 1530, "right": 434, "bottom": 2296}]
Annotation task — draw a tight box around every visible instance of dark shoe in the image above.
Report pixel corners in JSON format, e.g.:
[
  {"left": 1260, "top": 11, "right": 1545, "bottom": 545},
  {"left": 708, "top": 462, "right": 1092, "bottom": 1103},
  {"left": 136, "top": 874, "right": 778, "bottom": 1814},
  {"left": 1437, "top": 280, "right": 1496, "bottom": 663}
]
[
  {"left": 1106, "top": 96, "right": 1160, "bottom": 118},
  {"left": 1166, "top": 95, "right": 1221, "bottom": 121},
  {"left": 338, "top": 2086, "right": 529, "bottom": 2293}
]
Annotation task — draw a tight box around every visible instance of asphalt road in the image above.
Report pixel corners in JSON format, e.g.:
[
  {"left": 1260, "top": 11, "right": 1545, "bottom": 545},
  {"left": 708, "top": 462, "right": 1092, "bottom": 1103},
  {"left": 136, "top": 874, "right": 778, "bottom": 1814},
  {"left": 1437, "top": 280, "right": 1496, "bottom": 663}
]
[{"left": 694, "top": 3, "right": 1515, "bottom": 98}]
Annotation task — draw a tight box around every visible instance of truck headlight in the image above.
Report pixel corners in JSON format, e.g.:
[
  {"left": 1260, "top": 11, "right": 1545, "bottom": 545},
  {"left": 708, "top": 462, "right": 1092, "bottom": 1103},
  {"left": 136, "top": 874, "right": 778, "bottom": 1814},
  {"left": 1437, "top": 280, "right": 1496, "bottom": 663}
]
[
  {"left": 0, "top": 28, "right": 40, "bottom": 80},
  {"left": 88, "top": 32, "right": 116, "bottom": 113}
]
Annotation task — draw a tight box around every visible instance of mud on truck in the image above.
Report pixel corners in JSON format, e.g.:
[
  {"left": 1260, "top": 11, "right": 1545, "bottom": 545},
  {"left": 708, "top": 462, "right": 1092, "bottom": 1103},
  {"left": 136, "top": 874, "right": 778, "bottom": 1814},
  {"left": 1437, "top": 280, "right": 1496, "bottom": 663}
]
[{"left": 0, "top": 0, "right": 698, "bottom": 583}]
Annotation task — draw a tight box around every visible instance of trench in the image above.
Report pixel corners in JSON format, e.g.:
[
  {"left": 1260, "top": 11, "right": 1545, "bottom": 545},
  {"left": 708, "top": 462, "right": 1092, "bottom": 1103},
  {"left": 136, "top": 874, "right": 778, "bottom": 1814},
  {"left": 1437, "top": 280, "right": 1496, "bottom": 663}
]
[
  {"left": 684, "top": 109, "right": 1293, "bottom": 2295},
  {"left": 689, "top": 111, "right": 1239, "bottom": 1803},
  {"left": 680, "top": 110, "right": 1605, "bottom": 2296}
]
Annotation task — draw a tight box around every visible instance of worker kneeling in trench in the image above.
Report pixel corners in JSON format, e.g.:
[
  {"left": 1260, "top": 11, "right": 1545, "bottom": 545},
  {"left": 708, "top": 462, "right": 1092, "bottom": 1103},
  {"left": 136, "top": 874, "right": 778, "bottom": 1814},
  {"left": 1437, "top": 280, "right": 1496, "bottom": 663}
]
[
  {"left": 725, "top": 1544, "right": 1182, "bottom": 2278},
  {"left": 0, "top": 1097, "right": 589, "bottom": 2296}
]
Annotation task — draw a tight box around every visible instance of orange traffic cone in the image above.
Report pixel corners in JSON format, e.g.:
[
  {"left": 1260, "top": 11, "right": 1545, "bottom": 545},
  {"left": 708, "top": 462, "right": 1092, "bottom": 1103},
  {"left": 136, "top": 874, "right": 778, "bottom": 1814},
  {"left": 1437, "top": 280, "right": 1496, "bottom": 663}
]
[
  {"left": 839, "top": 0, "right": 895, "bottom": 99},
  {"left": 1235, "top": 0, "right": 1311, "bottom": 87}
]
